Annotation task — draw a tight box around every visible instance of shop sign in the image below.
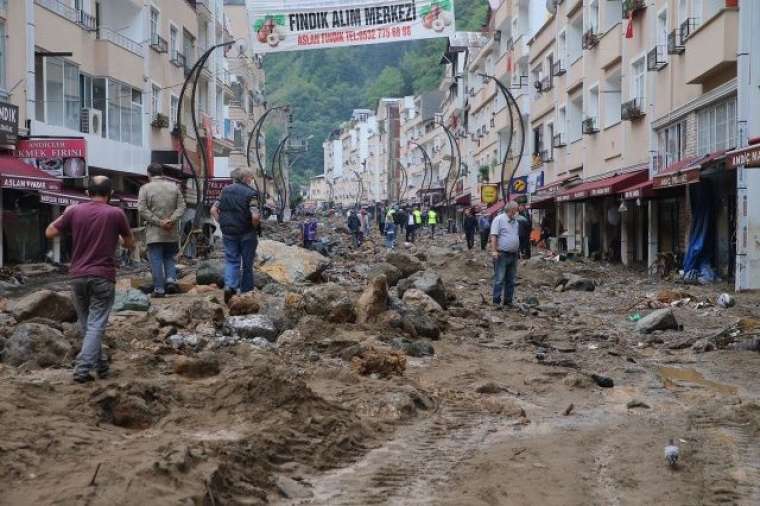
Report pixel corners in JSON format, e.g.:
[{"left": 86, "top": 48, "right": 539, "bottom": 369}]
[
  {"left": 205, "top": 177, "right": 233, "bottom": 204},
  {"left": 556, "top": 194, "right": 571, "bottom": 202},
  {"left": 589, "top": 186, "right": 611, "bottom": 197},
  {"left": 509, "top": 176, "right": 528, "bottom": 195},
  {"left": 249, "top": 0, "right": 456, "bottom": 54},
  {"left": 39, "top": 192, "right": 88, "bottom": 207},
  {"left": 480, "top": 183, "right": 498, "bottom": 204},
  {"left": 653, "top": 169, "right": 700, "bottom": 189},
  {"left": 12, "top": 138, "right": 87, "bottom": 178},
  {"left": 0, "top": 101, "right": 19, "bottom": 148},
  {"left": 624, "top": 189, "right": 642, "bottom": 199},
  {"left": 728, "top": 144, "right": 760, "bottom": 169},
  {"left": 1, "top": 175, "right": 60, "bottom": 191},
  {"left": 571, "top": 190, "right": 588, "bottom": 200}
]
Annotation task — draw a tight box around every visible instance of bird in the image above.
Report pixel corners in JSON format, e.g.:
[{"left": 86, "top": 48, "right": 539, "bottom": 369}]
[{"left": 664, "top": 439, "right": 680, "bottom": 467}]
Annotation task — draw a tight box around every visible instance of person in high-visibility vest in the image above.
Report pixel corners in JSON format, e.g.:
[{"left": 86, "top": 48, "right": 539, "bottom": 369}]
[{"left": 427, "top": 208, "right": 438, "bottom": 238}]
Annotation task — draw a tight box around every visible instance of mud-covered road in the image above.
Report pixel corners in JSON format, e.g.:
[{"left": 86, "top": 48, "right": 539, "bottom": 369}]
[{"left": 2, "top": 218, "right": 760, "bottom": 505}]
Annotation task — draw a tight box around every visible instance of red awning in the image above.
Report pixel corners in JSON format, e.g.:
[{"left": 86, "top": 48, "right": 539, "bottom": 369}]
[
  {"left": 484, "top": 200, "right": 505, "bottom": 216},
  {"left": 528, "top": 195, "right": 555, "bottom": 209},
  {"left": 455, "top": 193, "right": 471, "bottom": 206},
  {"left": 685, "top": 150, "right": 727, "bottom": 171},
  {"left": 0, "top": 158, "right": 62, "bottom": 191},
  {"left": 115, "top": 193, "right": 139, "bottom": 210},
  {"left": 619, "top": 180, "right": 654, "bottom": 200},
  {"left": 557, "top": 170, "right": 648, "bottom": 202},
  {"left": 653, "top": 156, "right": 701, "bottom": 189},
  {"left": 535, "top": 175, "right": 579, "bottom": 194}
]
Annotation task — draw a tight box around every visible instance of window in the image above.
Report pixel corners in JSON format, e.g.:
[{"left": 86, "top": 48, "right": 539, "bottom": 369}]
[
  {"left": 569, "top": 94, "right": 583, "bottom": 142},
  {"left": 80, "top": 74, "right": 93, "bottom": 110},
  {"left": 531, "top": 63, "right": 543, "bottom": 99},
  {"left": 93, "top": 78, "right": 106, "bottom": 137},
  {"left": 557, "top": 30, "right": 567, "bottom": 65},
  {"left": 604, "top": 71, "right": 622, "bottom": 127},
  {"left": 545, "top": 122, "right": 554, "bottom": 159},
  {"left": 170, "top": 95, "right": 179, "bottom": 129},
  {"left": 631, "top": 56, "right": 646, "bottom": 104},
  {"left": 558, "top": 105, "right": 566, "bottom": 139},
  {"left": 659, "top": 121, "right": 687, "bottom": 169},
  {"left": 698, "top": 97, "right": 737, "bottom": 155},
  {"left": 678, "top": 0, "right": 688, "bottom": 26},
  {"left": 546, "top": 53, "right": 554, "bottom": 78},
  {"left": 150, "top": 8, "right": 159, "bottom": 44},
  {"left": 183, "top": 29, "right": 195, "bottom": 64},
  {"left": 170, "top": 25, "right": 178, "bottom": 58},
  {"left": 64, "top": 62, "right": 80, "bottom": 130},
  {"left": 587, "top": 84, "right": 599, "bottom": 124},
  {"left": 0, "top": 21, "right": 5, "bottom": 91},
  {"left": 43, "top": 58, "right": 81, "bottom": 130},
  {"left": 657, "top": 8, "right": 668, "bottom": 55},
  {"left": 151, "top": 85, "right": 160, "bottom": 115},
  {"left": 106, "top": 79, "right": 142, "bottom": 146},
  {"left": 532, "top": 125, "right": 544, "bottom": 157},
  {"left": 604, "top": 0, "right": 621, "bottom": 31},
  {"left": 586, "top": 0, "right": 599, "bottom": 34},
  {"left": 568, "top": 15, "right": 583, "bottom": 63}
]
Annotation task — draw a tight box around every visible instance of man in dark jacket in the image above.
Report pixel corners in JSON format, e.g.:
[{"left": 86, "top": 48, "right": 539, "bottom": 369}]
[
  {"left": 347, "top": 210, "right": 362, "bottom": 247},
  {"left": 211, "top": 168, "right": 260, "bottom": 304},
  {"left": 478, "top": 213, "right": 491, "bottom": 250},
  {"left": 463, "top": 208, "right": 478, "bottom": 250},
  {"left": 517, "top": 204, "right": 531, "bottom": 259}
]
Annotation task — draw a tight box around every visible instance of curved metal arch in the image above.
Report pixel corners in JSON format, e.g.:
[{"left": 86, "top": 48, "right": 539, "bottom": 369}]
[
  {"left": 410, "top": 141, "right": 433, "bottom": 203},
  {"left": 270, "top": 135, "right": 289, "bottom": 218},
  {"left": 246, "top": 105, "right": 289, "bottom": 212},
  {"left": 438, "top": 122, "right": 462, "bottom": 208},
  {"left": 352, "top": 169, "right": 365, "bottom": 206},
  {"left": 397, "top": 162, "right": 408, "bottom": 205}
]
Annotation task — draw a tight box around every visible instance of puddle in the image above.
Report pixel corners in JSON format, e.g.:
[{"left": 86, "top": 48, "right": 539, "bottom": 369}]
[{"left": 658, "top": 367, "right": 738, "bottom": 396}]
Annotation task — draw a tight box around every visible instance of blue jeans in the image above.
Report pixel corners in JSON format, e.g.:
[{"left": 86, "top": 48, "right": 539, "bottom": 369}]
[
  {"left": 147, "top": 242, "right": 178, "bottom": 294},
  {"left": 385, "top": 232, "right": 396, "bottom": 249},
  {"left": 492, "top": 251, "right": 518, "bottom": 305},
  {"left": 71, "top": 277, "right": 115, "bottom": 378},
  {"left": 223, "top": 233, "right": 257, "bottom": 293}
]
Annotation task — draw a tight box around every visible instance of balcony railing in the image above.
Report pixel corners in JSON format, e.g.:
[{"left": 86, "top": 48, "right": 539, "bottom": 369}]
[
  {"left": 540, "top": 76, "right": 553, "bottom": 92},
  {"left": 668, "top": 29, "right": 685, "bottom": 54},
  {"left": 36, "top": 0, "right": 95, "bottom": 31},
  {"left": 680, "top": 18, "right": 699, "bottom": 45},
  {"left": 582, "top": 117, "right": 599, "bottom": 135},
  {"left": 582, "top": 30, "right": 599, "bottom": 50},
  {"left": 97, "top": 28, "right": 144, "bottom": 57},
  {"left": 647, "top": 45, "right": 667, "bottom": 71},
  {"left": 171, "top": 51, "right": 186, "bottom": 68},
  {"left": 622, "top": 0, "right": 646, "bottom": 18},
  {"left": 621, "top": 98, "right": 644, "bottom": 121},
  {"left": 553, "top": 133, "right": 566, "bottom": 148},
  {"left": 551, "top": 60, "right": 566, "bottom": 77},
  {"left": 78, "top": 10, "right": 96, "bottom": 31},
  {"left": 150, "top": 34, "right": 168, "bottom": 54},
  {"left": 540, "top": 149, "right": 553, "bottom": 163}
]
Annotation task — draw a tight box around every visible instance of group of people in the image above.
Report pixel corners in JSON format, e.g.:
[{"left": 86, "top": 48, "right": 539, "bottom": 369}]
[
  {"left": 46, "top": 164, "right": 261, "bottom": 383},
  {"left": 462, "top": 204, "right": 532, "bottom": 258},
  {"left": 378, "top": 205, "right": 438, "bottom": 249}
]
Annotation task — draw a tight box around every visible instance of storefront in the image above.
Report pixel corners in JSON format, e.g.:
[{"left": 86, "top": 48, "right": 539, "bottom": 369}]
[{"left": 618, "top": 180, "right": 654, "bottom": 267}]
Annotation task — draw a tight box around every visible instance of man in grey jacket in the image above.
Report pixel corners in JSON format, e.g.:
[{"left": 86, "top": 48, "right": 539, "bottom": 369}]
[{"left": 138, "top": 163, "right": 186, "bottom": 297}]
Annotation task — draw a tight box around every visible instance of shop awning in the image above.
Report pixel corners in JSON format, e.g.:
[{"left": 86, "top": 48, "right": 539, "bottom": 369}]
[
  {"left": 0, "top": 158, "right": 62, "bottom": 191},
  {"left": 528, "top": 195, "right": 555, "bottom": 209},
  {"left": 535, "top": 174, "right": 579, "bottom": 193},
  {"left": 116, "top": 194, "right": 139, "bottom": 210},
  {"left": 484, "top": 200, "right": 505, "bottom": 216},
  {"left": 619, "top": 180, "right": 654, "bottom": 200},
  {"left": 728, "top": 143, "right": 760, "bottom": 168},
  {"left": 557, "top": 170, "right": 648, "bottom": 202},
  {"left": 685, "top": 150, "right": 727, "bottom": 171},
  {"left": 653, "top": 156, "right": 701, "bottom": 189},
  {"left": 455, "top": 193, "right": 471, "bottom": 206}
]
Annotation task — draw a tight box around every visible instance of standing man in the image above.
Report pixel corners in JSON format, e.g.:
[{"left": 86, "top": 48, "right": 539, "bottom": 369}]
[
  {"left": 138, "top": 163, "right": 186, "bottom": 297},
  {"left": 463, "top": 208, "right": 478, "bottom": 250},
  {"left": 347, "top": 209, "right": 362, "bottom": 247},
  {"left": 490, "top": 201, "right": 521, "bottom": 307},
  {"left": 517, "top": 204, "right": 531, "bottom": 259},
  {"left": 478, "top": 212, "right": 491, "bottom": 251},
  {"left": 360, "top": 207, "right": 370, "bottom": 237},
  {"left": 211, "top": 167, "right": 260, "bottom": 304},
  {"left": 406, "top": 208, "right": 416, "bottom": 243},
  {"left": 45, "top": 176, "right": 134, "bottom": 383},
  {"left": 428, "top": 207, "right": 438, "bottom": 238},
  {"left": 378, "top": 204, "right": 386, "bottom": 235}
]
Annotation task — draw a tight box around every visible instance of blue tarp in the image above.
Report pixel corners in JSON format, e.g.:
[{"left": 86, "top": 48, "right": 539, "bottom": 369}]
[{"left": 683, "top": 182, "right": 717, "bottom": 283}]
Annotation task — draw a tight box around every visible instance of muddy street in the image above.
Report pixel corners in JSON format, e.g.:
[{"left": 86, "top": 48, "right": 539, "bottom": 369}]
[{"left": 2, "top": 220, "right": 760, "bottom": 506}]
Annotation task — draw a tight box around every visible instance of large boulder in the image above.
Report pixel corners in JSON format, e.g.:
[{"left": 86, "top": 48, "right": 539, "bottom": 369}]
[
  {"left": 402, "top": 289, "right": 443, "bottom": 313},
  {"left": 256, "top": 239, "right": 330, "bottom": 285},
  {"left": 196, "top": 261, "right": 224, "bottom": 287},
  {"left": 154, "top": 298, "right": 224, "bottom": 328},
  {"left": 0, "top": 313, "right": 17, "bottom": 339},
  {"left": 367, "top": 263, "right": 403, "bottom": 287},
  {"left": 3, "top": 323, "right": 72, "bottom": 368},
  {"left": 112, "top": 289, "right": 151, "bottom": 312},
  {"left": 10, "top": 290, "right": 77, "bottom": 323},
  {"left": 385, "top": 251, "right": 423, "bottom": 278},
  {"left": 356, "top": 275, "right": 389, "bottom": 323},
  {"left": 400, "top": 310, "right": 441, "bottom": 340},
  {"left": 223, "top": 315, "right": 277, "bottom": 342},
  {"left": 303, "top": 283, "right": 356, "bottom": 323},
  {"left": 555, "top": 273, "right": 596, "bottom": 292},
  {"left": 155, "top": 306, "right": 191, "bottom": 328},
  {"left": 228, "top": 292, "right": 261, "bottom": 316},
  {"left": 636, "top": 308, "right": 680, "bottom": 334},
  {"left": 397, "top": 270, "right": 447, "bottom": 308}
]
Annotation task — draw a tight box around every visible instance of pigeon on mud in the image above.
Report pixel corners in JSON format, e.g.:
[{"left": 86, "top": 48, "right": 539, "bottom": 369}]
[{"left": 665, "top": 439, "right": 680, "bottom": 467}]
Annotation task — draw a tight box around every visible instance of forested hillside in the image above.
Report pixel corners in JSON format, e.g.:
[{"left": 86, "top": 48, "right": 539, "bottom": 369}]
[{"left": 262, "top": 0, "right": 489, "bottom": 189}]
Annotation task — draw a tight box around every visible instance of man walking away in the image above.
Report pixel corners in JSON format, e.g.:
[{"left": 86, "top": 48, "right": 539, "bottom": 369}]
[
  {"left": 406, "top": 209, "right": 416, "bottom": 243},
  {"left": 384, "top": 208, "right": 397, "bottom": 249},
  {"left": 138, "top": 163, "right": 186, "bottom": 297},
  {"left": 347, "top": 210, "right": 362, "bottom": 247},
  {"left": 428, "top": 208, "right": 438, "bottom": 238},
  {"left": 478, "top": 213, "right": 491, "bottom": 251},
  {"left": 463, "top": 208, "right": 477, "bottom": 250},
  {"left": 360, "top": 207, "right": 370, "bottom": 237},
  {"left": 413, "top": 206, "right": 423, "bottom": 231},
  {"left": 490, "top": 201, "right": 521, "bottom": 307},
  {"left": 302, "top": 218, "right": 318, "bottom": 249},
  {"left": 211, "top": 167, "right": 261, "bottom": 304},
  {"left": 517, "top": 204, "right": 531, "bottom": 259},
  {"left": 45, "top": 176, "right": 134, "bottom": 383},
  {"left": 395, "top": 207, "right": 406, "bottom": 234},
  {"left": 378, "top": 205, "right": 386, "bottom": 234}
]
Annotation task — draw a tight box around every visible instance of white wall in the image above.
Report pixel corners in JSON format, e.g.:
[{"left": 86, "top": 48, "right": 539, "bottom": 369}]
[
  {"left": 333, "top": 139, "right": 343, "bottom": 177},
  {"left": 100, "top": 0, "right": 143, "bottom": 42}
]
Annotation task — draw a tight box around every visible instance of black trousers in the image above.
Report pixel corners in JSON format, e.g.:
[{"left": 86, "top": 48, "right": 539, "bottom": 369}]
[
  {"left": 480, "top": 231, "right": 490, "bottom": 250},
  {"left": 406, "top": 224, "right": 416, "bottom": 242},
  {"left": 465, "top": 232, "right": 475, "bottom": 250}
]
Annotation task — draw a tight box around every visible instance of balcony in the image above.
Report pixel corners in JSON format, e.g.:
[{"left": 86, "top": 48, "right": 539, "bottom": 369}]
[
  {"left": 582, "top": 30, "right": 599, "bottom": 50},
  {"left": 36, "top": 0, "right": 95, "bottom": 31},
  {"left": 540, "top": 149, "right": 553, "bottom": 163},
  {"left": 684, "top": 8, "right": 738, "bottom": 84},
  {"left": 171, "top": 51, "right": 186, "bottom": 69},
  {"left": 97, "top": 28, "right": 143, "bottom": 57},
  {"left": 196, "top": 0, "right": 213, "bottom": 17},
  {"left": 553, "top": 133, "right": 566, "bottom": 148},
  {"left": 668, "top": 29, "right": 685, "bottom": 54},
  {"left": 679, "top": 18, "right": 699, "bottom": 45},
  {"left": 582, "top": 117, "right": 599, "bottom": 135},
  {"left": 647, "top": 45, "right": 667, "bottom": 71},
  {"left": 552, "top": 60, "right": 566, "bottom": 77},
  {"left": 540, "top": 76, "right": 553, "bottom": 92},
  {"left": 621, "top": 98, "right": 644, "bottom": 121},
  {"left": 622, "top": 0, "right": 646, "bottom": 18},
  {"left": 150, "top": 34, "right": 168, "bottom": 54}
]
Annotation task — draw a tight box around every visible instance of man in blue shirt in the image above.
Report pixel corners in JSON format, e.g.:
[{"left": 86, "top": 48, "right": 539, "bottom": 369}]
[{"left": 489, "top": 201, "right": 520, "bottom": 307}]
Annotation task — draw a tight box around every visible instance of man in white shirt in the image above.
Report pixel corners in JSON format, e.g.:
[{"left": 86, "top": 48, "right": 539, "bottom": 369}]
[{"left": 490, "top": 201, "right": 521, "bottom": 306}]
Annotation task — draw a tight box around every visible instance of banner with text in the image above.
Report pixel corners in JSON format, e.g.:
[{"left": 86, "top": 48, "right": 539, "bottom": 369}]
[{"left": 248, "top": 0, "right": 456, "bottom": 54}]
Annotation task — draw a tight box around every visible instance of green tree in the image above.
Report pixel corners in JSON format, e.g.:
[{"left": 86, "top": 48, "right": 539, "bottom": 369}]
[{"left": 365, "top": 66, "right": 406, "bottom": 109}]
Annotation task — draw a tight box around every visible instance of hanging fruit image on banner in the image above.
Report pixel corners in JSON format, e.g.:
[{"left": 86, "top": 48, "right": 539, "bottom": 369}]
[{"left": 248, "top": 1, "right": 456, "bottom": 54}]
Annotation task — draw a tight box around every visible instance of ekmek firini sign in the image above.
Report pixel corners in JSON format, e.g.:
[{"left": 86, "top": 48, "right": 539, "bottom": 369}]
[{"left": 248, "top": 0, "right": 456, "bottom": 54}]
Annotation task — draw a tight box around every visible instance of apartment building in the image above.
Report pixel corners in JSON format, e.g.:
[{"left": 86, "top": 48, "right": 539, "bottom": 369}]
[
  {"left": 525, "top": 0, "right": 740, "bottom": 282},
  {"left": 0, "top": 0, "right": 257, "bottom": 267}
]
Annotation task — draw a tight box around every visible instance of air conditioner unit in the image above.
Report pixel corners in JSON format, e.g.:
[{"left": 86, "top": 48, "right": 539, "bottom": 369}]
[{"left": 80, "top": 108, "right": 103, "bottom": 136}]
